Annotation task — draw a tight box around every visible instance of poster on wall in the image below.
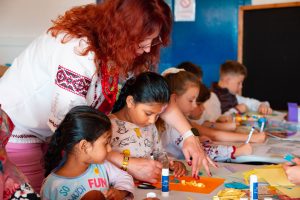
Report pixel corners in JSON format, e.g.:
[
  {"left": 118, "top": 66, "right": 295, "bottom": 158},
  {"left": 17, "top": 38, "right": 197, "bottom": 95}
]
[{"left": 174, "top": 0, "right": 196, "bottom": 22}]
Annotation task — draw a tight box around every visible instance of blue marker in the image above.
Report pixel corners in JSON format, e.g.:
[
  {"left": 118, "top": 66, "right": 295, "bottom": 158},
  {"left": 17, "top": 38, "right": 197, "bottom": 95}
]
[
  {"left": 284, "top": 154, "right": 296, "bottom": 165},
  {"left": 258, "top": 118, "right": 267, "bottom": 132}
]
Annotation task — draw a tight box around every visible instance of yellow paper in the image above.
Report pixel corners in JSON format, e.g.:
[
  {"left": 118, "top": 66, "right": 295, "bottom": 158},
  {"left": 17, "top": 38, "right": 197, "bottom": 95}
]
[
  {"left": 254, "top": 167, "right": 295, "bottom": 187},
  {"left": 213, "top": 188, "right": 246, "bottom": 200},
  {"left": 242, "top": 169, "right": 265, "bottom": 185},
  {"left": 242, "top": 165, "right": 285, "bottom": 185},
  {"left": 275, "top": 186, "right": 300, "bottom": 198}
]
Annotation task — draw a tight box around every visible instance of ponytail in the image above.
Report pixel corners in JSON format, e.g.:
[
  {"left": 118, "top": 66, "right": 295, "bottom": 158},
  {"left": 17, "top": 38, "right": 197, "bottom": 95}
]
[
  {"left": 44, "top": 128, "right": 64, "bottom": 176},
  {"left": 112, "top": 77, "right": 136, "bottom": 113}
]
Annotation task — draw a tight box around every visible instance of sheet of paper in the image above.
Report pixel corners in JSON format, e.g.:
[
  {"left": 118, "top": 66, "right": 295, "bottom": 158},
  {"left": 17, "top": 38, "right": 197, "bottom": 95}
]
[
  {"left": 152, "top": 175, "right": 224, "bottom": 194},
  {"left": 254, "top": 167, "right": 295, "bottom": 187},
  {"left": 275, "top": 186, "right": 300, "bottom": 198}
]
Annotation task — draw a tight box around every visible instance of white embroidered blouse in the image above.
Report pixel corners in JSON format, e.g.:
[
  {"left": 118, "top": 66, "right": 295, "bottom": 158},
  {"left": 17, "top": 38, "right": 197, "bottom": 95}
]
[{"left": 0, "top": 32, "right": 105, "bottom": 142}]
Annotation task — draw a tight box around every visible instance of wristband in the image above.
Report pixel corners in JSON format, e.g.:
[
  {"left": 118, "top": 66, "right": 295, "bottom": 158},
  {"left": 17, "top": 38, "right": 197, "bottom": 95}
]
[{"left": 182, "top": 130, "right": 194, "bottom": 142}]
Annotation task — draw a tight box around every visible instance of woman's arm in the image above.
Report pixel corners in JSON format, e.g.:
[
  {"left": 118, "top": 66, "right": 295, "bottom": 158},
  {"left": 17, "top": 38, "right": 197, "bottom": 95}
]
[
  {"left": 160, "top": 101, "right": 213, "bottom": 177},
  {"left": 106, "top": 151, "right": 162, "bottom": 183}
]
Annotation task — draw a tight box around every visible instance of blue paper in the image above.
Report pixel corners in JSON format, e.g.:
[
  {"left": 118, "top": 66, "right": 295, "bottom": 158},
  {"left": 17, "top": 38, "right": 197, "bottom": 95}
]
[{"left": 224, "top": 181, "right": 249, "bottom": 189}]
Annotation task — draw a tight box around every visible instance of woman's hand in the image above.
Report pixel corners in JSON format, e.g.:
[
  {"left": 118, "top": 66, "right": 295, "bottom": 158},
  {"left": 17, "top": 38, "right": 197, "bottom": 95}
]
[
  {"left": 182, "top": 136, "right": 216, "bottom": 177},
  {"left": 160, "top": 102, "right": 216, "bottom": 178},
  {"left": 127, "top": 157, "right": 162, "bottom": 183},
  {"left": 170, "top": 160, "right": 186, "bottom": 177}
]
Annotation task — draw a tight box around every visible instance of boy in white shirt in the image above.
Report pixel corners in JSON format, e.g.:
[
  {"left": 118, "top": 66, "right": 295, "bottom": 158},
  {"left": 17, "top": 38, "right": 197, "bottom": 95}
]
[{"left": 211, "top": 60, "right": 272, "bottom": 117}]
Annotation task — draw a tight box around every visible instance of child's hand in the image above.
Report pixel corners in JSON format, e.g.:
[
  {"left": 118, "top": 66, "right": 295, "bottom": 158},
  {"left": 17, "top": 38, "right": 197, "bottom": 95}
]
[
  {"left": 223, "top": 122, "right": 237, "bottom": 131},
  {"left": 234, "top": 143, "right": 252, "bottom": 157},
  {"left": 236, "top": 103, "right": 248, "bottom": 113},
  {"left": 199, "top": 135, "right": 212, "bottom": 143},
  {"left": 217, "top": 115, "right": 232, "bottom": 123},
  {"left": 284, "top": 158, "right": 300, "bottom": 166},
  {"left": 104, "top": 188, "right": 129, "bottom": 200},
  {"left": 169, "top": 161, "right": 186, "bottom": 177},
  {"left": 283, "top": 158, "right": 300, "bottom": 185},
  {"left": 251, "top": 131, "right": 267, "bottom": 143},
  {"left": 258, "top": 104, "right": 272, "bottom": 115}
]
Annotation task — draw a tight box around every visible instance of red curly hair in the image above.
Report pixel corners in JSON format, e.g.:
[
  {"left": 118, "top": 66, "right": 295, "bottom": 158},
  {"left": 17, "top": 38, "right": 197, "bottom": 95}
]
[{"left": 48, "top": 0, "right": 172, "bottom": 75}]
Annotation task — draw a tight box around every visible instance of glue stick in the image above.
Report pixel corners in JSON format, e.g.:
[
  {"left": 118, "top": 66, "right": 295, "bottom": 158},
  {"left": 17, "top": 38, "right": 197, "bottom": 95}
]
[
  {"left": 250, "top": 175, "right": 258, "bottom": 200},
  {"left": 161, "top": 153, "right": 169, "bottom": 197}
]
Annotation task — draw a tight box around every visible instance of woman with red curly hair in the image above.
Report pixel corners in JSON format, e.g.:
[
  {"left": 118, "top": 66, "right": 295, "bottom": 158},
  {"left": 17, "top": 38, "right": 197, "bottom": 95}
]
[{"left": 0, "top": 0, "right": 211, "bottom": 192}]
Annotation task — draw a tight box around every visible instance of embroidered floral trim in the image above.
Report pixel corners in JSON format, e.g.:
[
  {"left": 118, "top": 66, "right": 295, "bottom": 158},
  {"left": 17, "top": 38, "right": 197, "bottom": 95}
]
[{"left": 55, "top": 65, "right": 91, "bottom": 97}]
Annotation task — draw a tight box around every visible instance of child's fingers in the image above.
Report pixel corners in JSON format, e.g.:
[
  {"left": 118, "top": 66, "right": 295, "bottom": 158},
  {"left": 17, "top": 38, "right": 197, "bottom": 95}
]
[
  {"left": 179, "top": 167, "right": 187, "bottom": 176},
  {"left": 104, "top": 190, "right": 114, "bottom": 199},
  {"left": 174, "top": 166, "right": 185, "bottom": 177},
  {"left": 169, "top": 160, "right": 174, "bottom": 168},
  {"left": 283, "top": 163, "right": 290, "bottom": 170},
  {"left": 292, "top": 158, "right": 300, "bottom": 165}
]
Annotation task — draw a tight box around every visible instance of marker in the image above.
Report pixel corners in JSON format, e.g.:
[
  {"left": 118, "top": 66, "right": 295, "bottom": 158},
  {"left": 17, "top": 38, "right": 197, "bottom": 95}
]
[
  {"left": 260, "top": 122, "right": 265, "bottom": 132},
  {"left": 245, "top": 127, "right": 255, "bottom": 144},
  {"left": 258, "top": 118, "right": 267, "bottom": 132}
]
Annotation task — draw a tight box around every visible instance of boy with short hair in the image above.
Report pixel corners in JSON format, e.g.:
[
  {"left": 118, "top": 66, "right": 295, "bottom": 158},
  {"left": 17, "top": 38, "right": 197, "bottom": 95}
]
[{"left": 212, "top": 60, "right": 272, "bottom": 116}]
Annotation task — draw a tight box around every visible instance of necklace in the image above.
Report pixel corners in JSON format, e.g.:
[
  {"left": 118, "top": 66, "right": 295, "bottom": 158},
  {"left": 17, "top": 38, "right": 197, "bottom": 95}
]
[{"left": 97, "top": 59, "right": 119, "bottom": 114}]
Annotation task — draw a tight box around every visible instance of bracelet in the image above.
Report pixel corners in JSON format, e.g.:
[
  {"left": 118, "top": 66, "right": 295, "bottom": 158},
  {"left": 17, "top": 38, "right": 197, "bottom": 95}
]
[
  {"left": 182, "top": 130, "right": 194, "bottom": 142},
  {"left": 121, "top": 154, "right": 130, "bottom": 171},
  {"left": 121, "top": 149, "right": 130, "bottom": 171}
]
